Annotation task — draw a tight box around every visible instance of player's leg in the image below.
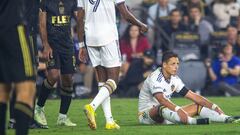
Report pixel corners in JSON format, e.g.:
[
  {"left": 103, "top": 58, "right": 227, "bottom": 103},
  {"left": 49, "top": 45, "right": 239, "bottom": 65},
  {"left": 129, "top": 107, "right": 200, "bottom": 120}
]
[
  {"left": 0, "top": 84, "right": 11, "bottom": 135},
  {"left": 35, "top": 53, "right": 60, "bottom": 126},
  {"left": 95, "top": 66, "right": 119, "bottom": 129},
  {"left": 147, "top": 105, "right": 209, "bottom": 125},
  {"left": 56, "top": 51, "right": 76, "bottom": 126},
  {"left": 15, "top": 81, "right": 36, "bottom": 135}
]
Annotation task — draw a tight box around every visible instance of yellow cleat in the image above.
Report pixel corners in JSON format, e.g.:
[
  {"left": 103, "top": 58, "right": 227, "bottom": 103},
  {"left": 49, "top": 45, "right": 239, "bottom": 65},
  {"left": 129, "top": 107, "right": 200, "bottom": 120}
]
[
  {"left": 83, "top": 104, "right": 97, "bottom": 130},
  {"left": 105, "top": 122, "right": 120, "bottom": 130}
]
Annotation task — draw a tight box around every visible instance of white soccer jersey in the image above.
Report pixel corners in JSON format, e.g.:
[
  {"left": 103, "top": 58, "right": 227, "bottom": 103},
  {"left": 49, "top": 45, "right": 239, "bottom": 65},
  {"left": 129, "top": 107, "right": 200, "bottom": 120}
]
[
  {"left": 78, "top": 0, "right": 125, "bottom": 46},
  {"left": 138, "top": 68, "right": 185, "bottom": 112}
]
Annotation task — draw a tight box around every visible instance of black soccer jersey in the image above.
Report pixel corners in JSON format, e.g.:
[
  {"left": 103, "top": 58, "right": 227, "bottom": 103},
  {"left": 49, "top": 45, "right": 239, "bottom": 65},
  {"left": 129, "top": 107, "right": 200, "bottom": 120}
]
[{"left": 40, "top": 0, "right": 80, "bottom": 52}]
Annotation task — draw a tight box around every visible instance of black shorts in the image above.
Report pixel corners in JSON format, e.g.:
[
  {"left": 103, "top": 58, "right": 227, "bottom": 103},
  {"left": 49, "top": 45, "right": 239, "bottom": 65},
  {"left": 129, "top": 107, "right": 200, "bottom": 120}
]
[
  {"left": 46, "top": 49, "right": 76, "bottom": 74},
  {"left": 0, "top": 24, "right": 36, "bottom": 83}
]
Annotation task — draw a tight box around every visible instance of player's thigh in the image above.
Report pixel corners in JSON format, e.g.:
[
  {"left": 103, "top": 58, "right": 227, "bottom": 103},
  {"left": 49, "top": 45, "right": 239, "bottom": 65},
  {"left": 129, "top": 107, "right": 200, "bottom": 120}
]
[
  {"left": 87, "top": 46, "right": 101, "bottom": 67},
  {"left": 182, "top": 103, "right": 198, "bottom": 117},
  {"left": 15, "top": 81, "right": 36, "bottom": 107},
  {"left": 100, "top": 40, "right": 121, "bottom": 68},
  {"left": 0, "top": 84, "right": 11, "bottom": 103},
  {"left": 0, "top": 24, "right": 36, "bottom": 83},
  {"left": 59, "top": 50, "right": 76, "bottom": 75},
  {"left": 47, "top": 49, "right": 61, "bottom": 71}
]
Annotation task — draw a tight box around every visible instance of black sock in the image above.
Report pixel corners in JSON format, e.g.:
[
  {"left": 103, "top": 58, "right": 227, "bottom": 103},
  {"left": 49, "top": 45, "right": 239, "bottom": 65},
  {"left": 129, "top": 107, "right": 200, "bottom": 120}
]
[
  {"left": 0, "top": 103, "right": 7, "bottom": 135},
  {"left": 14, "top": 102, "right": 32, "bottom": 135},
  {"left": 60, "top": 95, "right": 72, "bottom": 114},
  {"left": 37, "top": 79, "right": 53, "bottom": 107},
  {"left": 10, "top": 91, "right": 16, "bottom": 121},
  {"left": 59, "top": 87, "right": 72, "bottom": 114}
]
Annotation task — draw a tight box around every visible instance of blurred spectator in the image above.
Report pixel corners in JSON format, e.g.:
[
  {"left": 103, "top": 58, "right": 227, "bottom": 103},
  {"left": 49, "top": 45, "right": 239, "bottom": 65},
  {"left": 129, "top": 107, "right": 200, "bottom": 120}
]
[
  {"left": 189, "top": 5, "right": 214, "bottom": 45},
  {"left": 205, "top": 43, "right": 240, "bottom": 96},
  {"left": 178, "top": 0, "right": 211, "bottom": 24},
  {"left": 120, "top": 25, "right": 151, "bottom": 63},
  {"left": 147, "top": 0, "right": 176, "bottom": 45},
  {"left": 213, "top": 0, "right": 240, "bottom": 29},
  {"left": 117, "top": 50, "right": 156, "bottom": 97},
  {"left": 227, "top": 25, "right": 238, "bottom": 46},
  {"left": 235, "top": 31, "right": 240, "bottom": 56},
  {"left": 147, "top": 0, "right": 176, "bottom": 26},
  {"left": 162, "top": 9, "right": 188, "bottom": 36}
]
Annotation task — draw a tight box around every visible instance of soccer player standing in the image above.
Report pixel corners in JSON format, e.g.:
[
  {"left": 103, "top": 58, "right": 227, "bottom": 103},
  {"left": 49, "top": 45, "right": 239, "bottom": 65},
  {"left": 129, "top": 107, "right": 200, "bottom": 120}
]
[
  {"left": 34, "top": 0, "right": 81, "bottom": 127},
  {"left": 78, "top": 0, "right": 148, "bottom": 130},
  {"left": 138, "top": 51, "right": 240, "bottom": 125},
  {"left": 0, "top": 0, "right": 37, "bottom": 135}
]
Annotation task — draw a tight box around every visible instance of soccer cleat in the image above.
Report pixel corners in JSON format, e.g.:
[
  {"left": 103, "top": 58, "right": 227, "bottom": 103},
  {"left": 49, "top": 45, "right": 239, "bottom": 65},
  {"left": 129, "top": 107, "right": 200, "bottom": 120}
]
[
  {"left": 8, "top": 120, "right": 15, "bottom": 129},
  {"left": 196, "top": 118, "right": 209, "bottom": 125},
  {"left": 105, "top": 122, "right": 120, "bottom": 130},
  {"left": 56, "top": 117, "right": 77, "bottom": 126},
  {"left": 225, "top": 116, "right": 240, "bottom": 123},
  {"left": 29, "top": 120, "right": 49, "bottom": 129},
  {"left": 34, "top": 106, "right": 48, "bottom": 126},
  {"left": 83, "top": 104, "right": 97, "bottom": 130}
]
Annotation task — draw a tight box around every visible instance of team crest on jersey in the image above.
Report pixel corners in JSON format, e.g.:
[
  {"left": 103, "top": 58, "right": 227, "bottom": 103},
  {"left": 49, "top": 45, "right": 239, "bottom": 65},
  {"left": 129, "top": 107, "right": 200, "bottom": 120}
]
[
  {"left": 171, "top": 85, "right": 175, "bottom": 92},
  {"left": 59, "top": 1, "right": 65, "bottom": 14}
]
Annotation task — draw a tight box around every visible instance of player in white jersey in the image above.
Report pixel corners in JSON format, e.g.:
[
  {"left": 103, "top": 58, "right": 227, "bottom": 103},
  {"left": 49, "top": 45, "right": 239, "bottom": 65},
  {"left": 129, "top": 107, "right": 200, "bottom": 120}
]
[
  {"left": 138, "top": 51, "right": 240, "bottom": 125},
  {"left": 77, "top": 0, "right": 148, "bottom": 130}
]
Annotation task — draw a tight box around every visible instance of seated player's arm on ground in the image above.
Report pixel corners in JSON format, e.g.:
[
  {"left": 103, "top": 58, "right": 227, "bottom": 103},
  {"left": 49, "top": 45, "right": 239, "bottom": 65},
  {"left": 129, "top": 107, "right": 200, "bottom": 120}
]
[
  {"left": 116, "top": 2, "right": 145, "bottom": 28},
  {"left": 228, "top": 65, "right": 240, "bottom": 76},
  {"left": 154, "top": 93, "right": 178, "bottom": 112},
  {"left": 184, "top": 90, "right": 214, "bottom": 110}
]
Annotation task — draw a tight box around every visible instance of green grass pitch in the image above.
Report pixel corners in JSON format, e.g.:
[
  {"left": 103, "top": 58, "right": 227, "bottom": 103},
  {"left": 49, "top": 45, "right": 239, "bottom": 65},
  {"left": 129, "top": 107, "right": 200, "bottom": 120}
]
[{"left": 7, "top": 97, "right": 240, "bottom": 135}]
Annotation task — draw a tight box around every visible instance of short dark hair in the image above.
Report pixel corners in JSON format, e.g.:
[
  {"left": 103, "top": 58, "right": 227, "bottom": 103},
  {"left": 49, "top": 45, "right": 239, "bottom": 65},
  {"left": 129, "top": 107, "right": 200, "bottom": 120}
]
[
  {"left": 170, "top": 8, "right": 182, "bottom": 16},
  {"left": 189, "top": 5, "right": 201, "bottom": 12},
  {"left": 162, "top": 51, "right": 178, "bottom": 63}
]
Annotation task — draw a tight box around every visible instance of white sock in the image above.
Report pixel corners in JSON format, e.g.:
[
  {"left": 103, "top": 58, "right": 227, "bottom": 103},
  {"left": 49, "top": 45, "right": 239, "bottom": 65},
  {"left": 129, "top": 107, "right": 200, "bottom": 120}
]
[
  {"left": 162, "top": 108, "right": 197, "bottom": 124},
  {"left": 58, "top": 113, "right": 67, "bottom": 119},
  {"left": 90, "top": 86, "right": 110, "bottom": 111},
  {"left": 102, "top": 96, "right": 114, "bottom": 123},
  {"left": 199, "top": 107, "right": 229, "bottom": 122},
  {"left": 98, "top": 82, "right": 114, "bottom": 123}
]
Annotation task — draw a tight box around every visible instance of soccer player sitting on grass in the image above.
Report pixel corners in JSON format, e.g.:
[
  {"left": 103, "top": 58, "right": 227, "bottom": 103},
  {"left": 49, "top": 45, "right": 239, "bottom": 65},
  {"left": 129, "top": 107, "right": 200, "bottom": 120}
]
[{"left": 138, "top": 51, "right": 240, "bottom": 125}]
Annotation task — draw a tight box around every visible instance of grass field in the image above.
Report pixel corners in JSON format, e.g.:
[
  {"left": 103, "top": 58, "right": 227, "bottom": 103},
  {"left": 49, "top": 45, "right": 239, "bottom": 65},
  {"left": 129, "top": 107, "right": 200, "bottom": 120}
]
[{"left": 7, "top": 97, "right": 240, "bottom": 135}]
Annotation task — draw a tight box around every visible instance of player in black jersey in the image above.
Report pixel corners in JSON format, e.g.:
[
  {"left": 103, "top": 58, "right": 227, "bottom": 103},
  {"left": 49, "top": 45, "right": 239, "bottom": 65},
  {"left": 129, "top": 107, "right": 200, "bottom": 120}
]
[
  {"left": 0, "top": 0, "right": 37, "bottom": 135},
  {"left": 34, "top": 0, "right": 81, "bottom": 127}
]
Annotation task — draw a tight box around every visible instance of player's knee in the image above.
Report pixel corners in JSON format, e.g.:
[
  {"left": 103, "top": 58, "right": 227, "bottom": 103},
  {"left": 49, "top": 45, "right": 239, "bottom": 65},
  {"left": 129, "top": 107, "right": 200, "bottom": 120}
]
[
  {"left": 60, "top": 86, "right": 73, "bottom": 97},
  {"left": 103, "top": 79, "right": 117, "bottom": 94},
  {"left": 61, "top": 77, "right": 73, "bottom": 87},
  {"left": 43, "top": 79, "right": 55, "bottom": 89}
]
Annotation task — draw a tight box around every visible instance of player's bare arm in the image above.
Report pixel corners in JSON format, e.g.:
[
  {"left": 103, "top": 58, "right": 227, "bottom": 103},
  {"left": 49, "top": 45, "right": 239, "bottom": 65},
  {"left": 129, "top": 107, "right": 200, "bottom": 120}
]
[
  {"left": 185, "top": 90, "right": 224, "bottom": 114},
  {"left": 154, "top": 93, "right": 188, "bottom": 123},
  {"left": 39, "top": 10, "right": 52, "bottom": 61},
  {"left": 117, "top": 2, "right": 148, "bottom": 33},
  {"left": 76, "top": 8, "right": 87, "bottom": 63}
]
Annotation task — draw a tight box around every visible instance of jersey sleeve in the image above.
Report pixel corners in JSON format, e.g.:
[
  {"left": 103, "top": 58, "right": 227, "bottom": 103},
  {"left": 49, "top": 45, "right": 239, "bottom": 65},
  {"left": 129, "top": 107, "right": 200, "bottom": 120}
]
[
  {"left": 149, "top": 77, "right": 164, "bottom": 95},
  {"left": 115, "top": 0, "right": 125, "bottom": 4},
  {"left": 39, "top": 0, "right": 47, "bottom": 12},
  {"left": 174, "top": 76, "right": 185, "bottom": 93}
]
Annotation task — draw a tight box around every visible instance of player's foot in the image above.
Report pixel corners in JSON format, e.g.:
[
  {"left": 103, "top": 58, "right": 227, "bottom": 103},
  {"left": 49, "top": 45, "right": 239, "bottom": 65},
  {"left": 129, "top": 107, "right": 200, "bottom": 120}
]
[
  {"left": 225, "top": 116, "right": 240, "bottom": 123},
  {"left": 83, "top": 104, "right": 96, "bottom": 130},
  {"left": 29, "top": 120, "right": 49, "bottom": 129},
  {"left": 105, "top": 121, "right": 120, "bottom": 130},
  {"left": 8, "top": 120, "right": 15, "bottom": 129},
  {"left": 196, "top": 118, "right": 209, "bottom": 125},
  {"left": 34, "top": 106, "right": 48, "bottom": 126},
  {"left": 56, "top": 116, "right": 77, "bottom": 126}
]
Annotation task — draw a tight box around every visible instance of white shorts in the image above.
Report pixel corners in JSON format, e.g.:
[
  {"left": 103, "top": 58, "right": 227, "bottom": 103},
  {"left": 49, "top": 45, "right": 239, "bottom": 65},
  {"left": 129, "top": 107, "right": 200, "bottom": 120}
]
[
  {"left": 87, "top": 40, "right": 122, "bottom": 68},
  {"left": 138, "top": 109, "right": 173, "bottom": 125}
]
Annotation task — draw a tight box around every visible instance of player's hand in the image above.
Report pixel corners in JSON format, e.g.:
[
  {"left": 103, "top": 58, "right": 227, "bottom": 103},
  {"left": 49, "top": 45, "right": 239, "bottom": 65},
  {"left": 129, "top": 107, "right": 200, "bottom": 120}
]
[
  {"left": 79, "top": 47, "right": 88, "bottom": 63},
  {"left": 140, "top": 23, "right": 148, "bottom": 33},
  {"left": 177, "top": 108, "right": 188, "bottom": 124},
  {"left": 215, "top": 106, "right": 224, "bottom": 115},
  {"left": 43, "top": 44, "right": 53, "bottom": 61}
]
